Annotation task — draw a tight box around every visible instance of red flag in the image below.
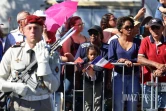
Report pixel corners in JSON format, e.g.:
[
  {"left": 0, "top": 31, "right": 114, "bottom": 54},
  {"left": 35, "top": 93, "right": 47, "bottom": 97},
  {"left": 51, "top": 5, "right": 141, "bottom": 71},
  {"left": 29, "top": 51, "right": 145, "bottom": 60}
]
[{"left": 74, "top": 57, "right": 84, "bottom": 63}]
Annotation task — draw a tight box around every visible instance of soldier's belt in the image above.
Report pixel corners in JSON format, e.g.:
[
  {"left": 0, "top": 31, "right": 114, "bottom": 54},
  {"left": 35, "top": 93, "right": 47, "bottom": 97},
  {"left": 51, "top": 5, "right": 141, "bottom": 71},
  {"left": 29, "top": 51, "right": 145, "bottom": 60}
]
[{"left": 18, "top": 94, "right": 50, "bottom": 101}]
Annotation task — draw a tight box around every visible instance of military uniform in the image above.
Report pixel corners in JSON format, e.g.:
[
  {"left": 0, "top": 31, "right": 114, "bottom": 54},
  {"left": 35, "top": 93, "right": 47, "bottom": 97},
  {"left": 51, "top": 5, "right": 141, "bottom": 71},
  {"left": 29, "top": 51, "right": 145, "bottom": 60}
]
[
  {"left": 4, "top": 28, "right": 24, "bottom": 52},
  {"left": 0, "top": 41, "right": 61, "bottom": 111}
]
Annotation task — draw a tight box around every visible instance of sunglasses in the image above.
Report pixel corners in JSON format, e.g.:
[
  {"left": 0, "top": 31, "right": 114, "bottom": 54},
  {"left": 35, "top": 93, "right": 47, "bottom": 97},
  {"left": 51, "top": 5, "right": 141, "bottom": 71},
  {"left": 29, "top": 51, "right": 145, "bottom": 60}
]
[
  {"left": 89, "top": 31, "right": 99, "bottom": 36},
  {"left": 151, "top": 26, "right": 160, "bottom": 30},
  {"left": 109, "top": 18, "right": 117, "bottom": 21},
  {"left": 123, "top": 25, "right": 134, "bottom": 30}
]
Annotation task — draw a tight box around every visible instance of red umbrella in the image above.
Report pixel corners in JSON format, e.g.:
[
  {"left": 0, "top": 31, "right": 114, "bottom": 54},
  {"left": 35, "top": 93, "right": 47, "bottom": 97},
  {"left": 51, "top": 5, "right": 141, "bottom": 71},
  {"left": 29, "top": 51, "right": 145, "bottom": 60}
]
[{"left": 45, "top": 1, "right": 78, "bottom": 32}]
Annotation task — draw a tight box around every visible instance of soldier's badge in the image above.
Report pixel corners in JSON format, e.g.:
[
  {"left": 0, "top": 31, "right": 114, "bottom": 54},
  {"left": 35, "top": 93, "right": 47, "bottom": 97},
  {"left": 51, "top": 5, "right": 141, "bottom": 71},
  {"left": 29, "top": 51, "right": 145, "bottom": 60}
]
[
  {"left": 55, "top": 66, "right": 59, "bottom": 73},
  {"left": 15, "top": 58, "right": 21, "bottom": 63}
]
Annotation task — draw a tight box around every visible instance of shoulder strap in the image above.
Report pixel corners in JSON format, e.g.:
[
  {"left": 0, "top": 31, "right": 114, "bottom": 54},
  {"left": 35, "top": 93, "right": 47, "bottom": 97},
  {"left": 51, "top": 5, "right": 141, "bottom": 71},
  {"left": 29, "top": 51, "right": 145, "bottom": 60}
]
[
  {"left": 11, "top": 42, "right": 24, "bottom": 59},
  {"left": 70, "top": 36, "right": 74, "bottom": 43}
]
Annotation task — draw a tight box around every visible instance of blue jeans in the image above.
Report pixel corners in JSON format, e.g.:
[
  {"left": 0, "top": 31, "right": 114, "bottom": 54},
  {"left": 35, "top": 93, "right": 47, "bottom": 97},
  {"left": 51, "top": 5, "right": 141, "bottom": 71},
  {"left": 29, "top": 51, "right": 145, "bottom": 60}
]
[
  {"left": 113, "top": 72, "right": 140, "bottom": 111},
  {"left": 142, "top": 85, "right": 166, "bottom": 109}
]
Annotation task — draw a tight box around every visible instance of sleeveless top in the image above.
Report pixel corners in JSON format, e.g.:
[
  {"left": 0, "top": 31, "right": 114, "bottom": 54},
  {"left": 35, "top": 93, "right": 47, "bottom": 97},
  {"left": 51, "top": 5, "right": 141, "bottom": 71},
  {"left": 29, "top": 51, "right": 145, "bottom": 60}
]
[{"left": 70, "top": 36, "right": 88, "bottom": 56}]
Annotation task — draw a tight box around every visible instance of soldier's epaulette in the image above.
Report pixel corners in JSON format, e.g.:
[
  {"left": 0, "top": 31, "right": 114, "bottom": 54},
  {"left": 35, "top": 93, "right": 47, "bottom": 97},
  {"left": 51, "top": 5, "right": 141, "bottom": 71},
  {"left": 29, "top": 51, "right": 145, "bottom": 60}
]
[
  {"left": 11, "top": 42, "right": 23, "bottom": 48},
  {"left": 80, "top": 42, "right": 90, "bottom": 48}
]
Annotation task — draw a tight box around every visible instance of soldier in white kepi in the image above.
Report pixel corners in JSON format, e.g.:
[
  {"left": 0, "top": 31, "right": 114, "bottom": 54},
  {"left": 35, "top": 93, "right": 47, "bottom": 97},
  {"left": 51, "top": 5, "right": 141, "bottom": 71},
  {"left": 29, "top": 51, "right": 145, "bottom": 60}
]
[{"left": 0, "top": 15, "right": 61, "bottom": 111}]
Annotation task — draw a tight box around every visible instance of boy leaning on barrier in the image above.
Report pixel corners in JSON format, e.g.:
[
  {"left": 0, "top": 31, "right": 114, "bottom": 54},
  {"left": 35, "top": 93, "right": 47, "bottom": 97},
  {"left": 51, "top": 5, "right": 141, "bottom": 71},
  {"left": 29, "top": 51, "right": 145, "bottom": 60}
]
[
  {"left": 138, "top": 18, "right": 166, "bottom": 110},
  {"left": 0, "top": 15, "right": 61, "bottom": 111}
]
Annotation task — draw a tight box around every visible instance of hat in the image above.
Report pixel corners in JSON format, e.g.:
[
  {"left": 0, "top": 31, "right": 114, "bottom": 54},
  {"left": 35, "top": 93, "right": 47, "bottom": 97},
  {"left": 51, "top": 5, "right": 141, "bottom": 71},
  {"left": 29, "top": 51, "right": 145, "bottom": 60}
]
[
  {"left": 148, "top": 18, "right": 163, "bottom": 27},
  {"left": 134, "top": 20, "right": 140, "bottom": 26},
  {"left": 130, "top": 17, "right": 140, "bottom": 26},
  {"left": 88, "top": 25, "right": 103, "bottom": 40},
  {"left": 25, "top": 15, "right": 44, "bottom": 26},
  {"left": 140, "top": 16, "right": 153, "bottom": 26},
  {"left": 88, "top": 25, "right": 102, "bottom": 33},
  {"left": 33, "top": 10, "right": 46, "bottom": 17}
]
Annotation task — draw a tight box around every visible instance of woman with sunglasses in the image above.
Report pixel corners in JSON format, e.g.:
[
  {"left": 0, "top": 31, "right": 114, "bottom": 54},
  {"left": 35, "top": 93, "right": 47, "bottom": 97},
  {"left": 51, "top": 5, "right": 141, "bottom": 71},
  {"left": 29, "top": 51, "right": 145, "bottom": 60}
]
[{"left": 108, "top": 16, "right": 141, "bottom": 111}]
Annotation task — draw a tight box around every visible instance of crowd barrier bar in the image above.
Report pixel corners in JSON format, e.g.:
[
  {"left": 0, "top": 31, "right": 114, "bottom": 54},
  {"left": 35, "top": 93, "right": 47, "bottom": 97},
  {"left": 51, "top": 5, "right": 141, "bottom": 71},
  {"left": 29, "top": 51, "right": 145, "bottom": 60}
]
[{"left": 54, "top": 62, "right": 165, "bottom": 111}]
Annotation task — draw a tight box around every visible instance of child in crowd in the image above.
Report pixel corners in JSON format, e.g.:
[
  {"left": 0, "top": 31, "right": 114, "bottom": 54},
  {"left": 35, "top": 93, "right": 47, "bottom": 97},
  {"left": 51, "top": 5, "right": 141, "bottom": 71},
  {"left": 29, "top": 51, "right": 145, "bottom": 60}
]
[
  {"left": 155, "top": 0, "right": 166, "bottom": 21},
  {"left": 78, "top": 45, "right": 105, "bottom": 111}
]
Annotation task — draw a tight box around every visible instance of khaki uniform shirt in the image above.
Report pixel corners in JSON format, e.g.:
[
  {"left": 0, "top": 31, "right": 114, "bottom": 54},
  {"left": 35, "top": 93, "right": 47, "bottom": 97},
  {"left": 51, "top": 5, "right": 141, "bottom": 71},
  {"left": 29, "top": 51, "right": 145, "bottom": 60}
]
[{"left": 0, "top": 41, "right": 60, "bottom": 97}]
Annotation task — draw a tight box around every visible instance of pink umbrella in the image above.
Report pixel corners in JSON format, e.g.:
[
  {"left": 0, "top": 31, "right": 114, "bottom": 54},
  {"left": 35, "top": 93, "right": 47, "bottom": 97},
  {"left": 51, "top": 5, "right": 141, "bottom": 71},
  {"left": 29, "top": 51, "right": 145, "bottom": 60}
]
[
  {"left": 45, "top": 1, "right": 78, "bottom": 32},
  {"left": 45, "top": 17, "right": 60, "bottom": 32}
]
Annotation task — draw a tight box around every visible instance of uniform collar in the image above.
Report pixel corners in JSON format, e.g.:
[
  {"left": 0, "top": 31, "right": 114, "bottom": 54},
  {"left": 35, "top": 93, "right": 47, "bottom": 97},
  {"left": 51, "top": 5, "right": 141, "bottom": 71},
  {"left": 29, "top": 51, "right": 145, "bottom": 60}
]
[
  {"left": 24, "top": 40, "right": 35, "bottom": 53},
  {"left": 149, "top": 35, "right": 166, "bottom": 43}
]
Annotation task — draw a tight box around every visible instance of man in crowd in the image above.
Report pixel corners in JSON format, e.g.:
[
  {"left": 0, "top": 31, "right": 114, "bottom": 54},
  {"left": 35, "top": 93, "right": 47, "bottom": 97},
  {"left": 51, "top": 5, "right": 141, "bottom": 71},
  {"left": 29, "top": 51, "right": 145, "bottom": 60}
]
[
  {"left": 138, "top": 18, "right": 166, "bottom": 110},
  {"left": 4, "top": 11, "right": 30, "bottom": 52}
]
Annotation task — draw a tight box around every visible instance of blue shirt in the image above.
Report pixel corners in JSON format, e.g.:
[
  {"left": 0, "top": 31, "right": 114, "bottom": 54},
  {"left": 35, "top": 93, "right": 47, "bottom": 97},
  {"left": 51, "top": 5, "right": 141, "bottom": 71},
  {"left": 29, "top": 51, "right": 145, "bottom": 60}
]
[
  {"left": 108, "top": 38, "right": 141, "bottom": 75},
  {"left": 75, "top": 42, "right": 108, "bottom": 83},
  {"left": 4, "top": 28, "right": 24, "bottom": 52},
  {"left": 75, "top": 42, "right": 108, "bottom": 60},
  {"left": 155, "top": 2, "right": 166, "bottom": 21}
]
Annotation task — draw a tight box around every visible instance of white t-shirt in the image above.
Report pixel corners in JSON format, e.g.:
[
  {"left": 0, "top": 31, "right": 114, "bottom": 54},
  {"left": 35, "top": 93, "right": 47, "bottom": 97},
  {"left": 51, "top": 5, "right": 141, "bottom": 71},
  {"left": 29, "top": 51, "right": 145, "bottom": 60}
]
[{"left": 107, "top": 34, "right": 120, "bottom": 44}]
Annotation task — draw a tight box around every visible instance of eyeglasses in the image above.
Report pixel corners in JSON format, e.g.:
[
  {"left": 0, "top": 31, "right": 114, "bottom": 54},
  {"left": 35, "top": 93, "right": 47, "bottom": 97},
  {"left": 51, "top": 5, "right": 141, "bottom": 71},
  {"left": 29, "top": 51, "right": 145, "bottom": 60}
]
[
  {"left": 123, "top": 25, "right": 134, "bottom": 30},
  {"left": 151, "top": 26, "right": 160, "bottom": 30},
  {"left": 89, "top": 31, "right": 99, "bottom": 36},
  {"left": 109, "top": 18, "right": 117, "bottom": 21},
  {"left": 74, "top": 23, "right": 85, "bottom": 27}
]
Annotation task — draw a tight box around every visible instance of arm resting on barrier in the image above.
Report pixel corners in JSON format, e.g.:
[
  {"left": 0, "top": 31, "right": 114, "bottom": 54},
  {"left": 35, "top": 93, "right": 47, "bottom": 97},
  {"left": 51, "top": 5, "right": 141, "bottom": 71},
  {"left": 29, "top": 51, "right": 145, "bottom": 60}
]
[{"left": 138, "top": 55, "right": 166, "bottom": 71}]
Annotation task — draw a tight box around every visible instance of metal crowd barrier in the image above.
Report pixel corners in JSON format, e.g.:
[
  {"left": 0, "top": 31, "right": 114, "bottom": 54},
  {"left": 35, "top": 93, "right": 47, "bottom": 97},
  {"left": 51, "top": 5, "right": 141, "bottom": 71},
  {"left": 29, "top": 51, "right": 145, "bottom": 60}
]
[{"left": 52, "top": 62, "right": 165, "bottom": 111}]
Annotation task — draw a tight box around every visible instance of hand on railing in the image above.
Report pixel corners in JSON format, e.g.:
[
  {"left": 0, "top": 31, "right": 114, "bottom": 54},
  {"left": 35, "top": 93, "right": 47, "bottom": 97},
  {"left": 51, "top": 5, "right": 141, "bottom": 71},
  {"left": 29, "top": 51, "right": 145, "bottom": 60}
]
[
  {"left": 153, "top": 69, "right": 163, "bottom": 77},
  {"left": 124, "top": 60, "right": 133, "bottom": 67},
  {"left": 117, "top": 58, "right": 126, "bottom": 63},
  {"left": 155, "top": 63, "right": 166, "bottom": 72},
  {"left": 117, "top": 58, "right": 133, "bottom": 67},
  {"left": 64, "top": 52, "right": 74, "bottom": 62}
]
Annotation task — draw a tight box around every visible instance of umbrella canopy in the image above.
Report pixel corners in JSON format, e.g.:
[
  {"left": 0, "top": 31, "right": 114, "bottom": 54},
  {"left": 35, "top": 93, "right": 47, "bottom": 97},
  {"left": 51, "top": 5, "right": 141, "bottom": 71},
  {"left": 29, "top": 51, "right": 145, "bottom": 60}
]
[
  {"left": 45, "top": 17, "right": 60, "bottom": 32},
  {"left": 45, "top": 1, "right": 78, "bottom": 32}
]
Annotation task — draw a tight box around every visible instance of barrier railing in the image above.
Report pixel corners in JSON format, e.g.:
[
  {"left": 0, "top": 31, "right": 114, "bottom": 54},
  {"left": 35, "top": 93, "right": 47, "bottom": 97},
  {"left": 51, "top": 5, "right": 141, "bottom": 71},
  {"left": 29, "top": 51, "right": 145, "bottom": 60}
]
[{"left": 53, "top": 62, "right": 164, "bottom": 111}]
